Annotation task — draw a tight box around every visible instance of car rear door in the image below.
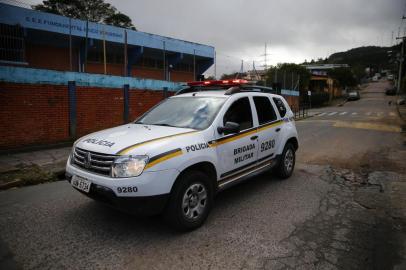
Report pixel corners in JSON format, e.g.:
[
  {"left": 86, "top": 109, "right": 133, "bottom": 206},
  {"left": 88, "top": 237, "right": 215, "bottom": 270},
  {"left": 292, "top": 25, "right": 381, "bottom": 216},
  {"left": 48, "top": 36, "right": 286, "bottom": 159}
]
[{"left": 253, "top": 95, "right": 283, "bottom": 162}]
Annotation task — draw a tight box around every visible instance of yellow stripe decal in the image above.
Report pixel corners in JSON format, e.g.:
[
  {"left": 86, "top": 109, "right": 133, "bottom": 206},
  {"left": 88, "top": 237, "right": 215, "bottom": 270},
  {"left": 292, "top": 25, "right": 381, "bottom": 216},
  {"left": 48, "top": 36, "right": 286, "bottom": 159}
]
[
  {"left": 145, "top": 149, "right": 183, "bottom": 169},
  {"left": 117, "top": 131, "right": 197, "bottom": 155},
  {"left": 209, "top": 120, "right": 283, "bottom": 147},
  {"left": 257, "top": 120, "right": 283, "bottom": 132}
]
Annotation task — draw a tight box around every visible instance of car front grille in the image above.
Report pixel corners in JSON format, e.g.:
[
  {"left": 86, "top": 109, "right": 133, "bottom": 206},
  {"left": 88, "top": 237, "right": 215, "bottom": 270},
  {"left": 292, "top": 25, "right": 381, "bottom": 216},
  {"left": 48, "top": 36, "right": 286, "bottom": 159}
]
[{"left": 72, "top": 147, "right": 116, "bottom": 176}]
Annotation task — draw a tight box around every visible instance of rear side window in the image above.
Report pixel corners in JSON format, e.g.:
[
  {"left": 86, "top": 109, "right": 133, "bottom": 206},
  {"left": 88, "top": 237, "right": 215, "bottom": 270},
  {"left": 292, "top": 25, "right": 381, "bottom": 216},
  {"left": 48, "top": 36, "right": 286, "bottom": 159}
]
[
  {"left": 223, "top": 97, "right": 253, "bottom": 130},
  {"left": 272, "top": 97, "right": 287, "bottom": 117},
  {"left": 253, "top": 96, "right": 277, "bottom": 125}
]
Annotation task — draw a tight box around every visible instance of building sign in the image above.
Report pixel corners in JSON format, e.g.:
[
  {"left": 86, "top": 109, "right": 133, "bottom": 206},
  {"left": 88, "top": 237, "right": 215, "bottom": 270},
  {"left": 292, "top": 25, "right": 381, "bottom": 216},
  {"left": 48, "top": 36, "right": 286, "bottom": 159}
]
[{"left": 24, "top": 15, "right": 123, "bottom": 39}]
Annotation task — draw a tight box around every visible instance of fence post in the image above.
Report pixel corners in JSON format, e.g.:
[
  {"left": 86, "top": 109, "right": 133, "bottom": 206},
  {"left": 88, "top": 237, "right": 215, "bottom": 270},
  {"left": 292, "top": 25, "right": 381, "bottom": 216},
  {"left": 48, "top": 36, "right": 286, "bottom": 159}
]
[
  {"left": 68, "top": 81, "right": 76, "bottom": 139},
  {"left": 123, "top": 84, "right": 129, "bottom": 123},
  {"left": 163, "top": 87, "right": 168, "bottom": 99}
]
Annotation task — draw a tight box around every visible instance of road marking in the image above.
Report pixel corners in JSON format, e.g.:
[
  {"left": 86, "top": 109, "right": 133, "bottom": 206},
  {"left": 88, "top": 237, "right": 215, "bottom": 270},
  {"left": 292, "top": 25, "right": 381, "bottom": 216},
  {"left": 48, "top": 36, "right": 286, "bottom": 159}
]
[
  {"left": 333, "top": 121, "right": 401, "bottom": 133},
  {"left": 351, "top": 112, "right": 358, "bottom": 116},
  {"left": 328, "top": 112, "right": 337, "bottom": 116},
  {"left": 317, "top": 112, "right": 327, "bottom": 116},
  {"left": 339, "top": 112, "right": 347, "bottom": 115}
]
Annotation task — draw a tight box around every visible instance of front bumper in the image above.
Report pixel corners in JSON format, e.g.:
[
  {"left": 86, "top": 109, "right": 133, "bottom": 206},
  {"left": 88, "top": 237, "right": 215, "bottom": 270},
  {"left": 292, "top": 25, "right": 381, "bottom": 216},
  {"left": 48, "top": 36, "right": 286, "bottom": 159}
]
[
  {"left": 66, "top": 172, "right": 169, "bottom": 215},
  {"left": 65, "top": 159, "right": 180, "bottom": 215}
]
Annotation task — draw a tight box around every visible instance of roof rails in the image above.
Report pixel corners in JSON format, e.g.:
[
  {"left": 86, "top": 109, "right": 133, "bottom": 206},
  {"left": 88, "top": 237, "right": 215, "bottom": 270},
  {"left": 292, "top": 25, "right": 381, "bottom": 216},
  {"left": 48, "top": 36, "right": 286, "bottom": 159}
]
[{"left": 175, "top": 83, "right": 276, "bottom": 96}]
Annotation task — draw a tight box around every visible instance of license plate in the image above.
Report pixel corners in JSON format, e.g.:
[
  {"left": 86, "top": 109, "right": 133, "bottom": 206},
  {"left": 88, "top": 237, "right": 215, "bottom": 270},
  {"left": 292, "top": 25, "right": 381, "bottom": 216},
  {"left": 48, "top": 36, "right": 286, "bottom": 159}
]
[{"left": 71, "top": 175, "right": 91, "bottom": 193}]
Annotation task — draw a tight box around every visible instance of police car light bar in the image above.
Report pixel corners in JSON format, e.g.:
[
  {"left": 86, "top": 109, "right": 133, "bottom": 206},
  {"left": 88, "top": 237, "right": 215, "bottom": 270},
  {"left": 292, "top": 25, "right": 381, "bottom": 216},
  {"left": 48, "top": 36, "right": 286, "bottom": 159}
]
[{"left": 187, "top": 79, "right": 248, "bottom": 86}]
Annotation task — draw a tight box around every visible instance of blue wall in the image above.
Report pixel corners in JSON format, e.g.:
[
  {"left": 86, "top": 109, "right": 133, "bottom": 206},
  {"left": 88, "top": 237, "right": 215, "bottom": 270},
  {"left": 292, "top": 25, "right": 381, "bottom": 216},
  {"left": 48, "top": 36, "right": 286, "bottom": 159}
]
[
  {"left": 0, "top": 3, "right": 214, "bottom": 58},
  {"left": 0, "top": 66, "right": 184, "bottom": 91}
]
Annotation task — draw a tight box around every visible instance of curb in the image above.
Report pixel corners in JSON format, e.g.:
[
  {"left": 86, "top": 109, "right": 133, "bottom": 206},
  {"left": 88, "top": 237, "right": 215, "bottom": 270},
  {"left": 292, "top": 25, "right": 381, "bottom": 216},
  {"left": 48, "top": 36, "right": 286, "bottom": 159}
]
[
  {"left": 294, "top": 115, "right": 314, "bottom": 121},
  {"left": 0, "top": 167, "right": 66, "bottom": 191},
  {"left": 396, "top": 100, "right": 406, "bottom": 122},
  {"left": 0, "top": 179, "right": 24, "bottom": 190}
]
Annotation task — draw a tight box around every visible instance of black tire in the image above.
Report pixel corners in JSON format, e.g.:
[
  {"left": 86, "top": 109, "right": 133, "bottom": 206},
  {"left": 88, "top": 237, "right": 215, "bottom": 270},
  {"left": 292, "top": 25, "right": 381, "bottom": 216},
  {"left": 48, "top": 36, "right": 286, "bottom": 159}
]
[
  {"left": 164, "top": 170, "right": 213, "bottom": 231},
  {"left": 275, "top": 143, "right": 296, "bottom": 179}
]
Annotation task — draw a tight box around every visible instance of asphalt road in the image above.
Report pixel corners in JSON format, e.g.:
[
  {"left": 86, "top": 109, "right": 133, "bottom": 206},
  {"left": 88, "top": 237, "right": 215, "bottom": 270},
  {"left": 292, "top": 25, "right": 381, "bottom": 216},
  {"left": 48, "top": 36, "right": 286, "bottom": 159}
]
[{"left": 0, "top": 81, "right": 405, "bottom": 270}]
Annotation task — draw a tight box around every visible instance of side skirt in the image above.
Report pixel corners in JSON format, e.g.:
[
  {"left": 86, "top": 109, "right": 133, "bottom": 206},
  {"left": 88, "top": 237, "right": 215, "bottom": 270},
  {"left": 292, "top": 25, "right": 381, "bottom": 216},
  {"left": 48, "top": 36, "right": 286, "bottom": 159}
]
[{"left": 217, "top": 157, "right": 278, "bottom": 191}]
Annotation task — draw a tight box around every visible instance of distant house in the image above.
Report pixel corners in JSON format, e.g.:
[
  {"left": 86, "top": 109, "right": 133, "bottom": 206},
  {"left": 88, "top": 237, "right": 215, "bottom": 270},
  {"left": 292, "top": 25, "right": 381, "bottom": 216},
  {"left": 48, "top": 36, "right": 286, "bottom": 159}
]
[{"left": 303, "top": 64, "right": 349, "bottom": 98}]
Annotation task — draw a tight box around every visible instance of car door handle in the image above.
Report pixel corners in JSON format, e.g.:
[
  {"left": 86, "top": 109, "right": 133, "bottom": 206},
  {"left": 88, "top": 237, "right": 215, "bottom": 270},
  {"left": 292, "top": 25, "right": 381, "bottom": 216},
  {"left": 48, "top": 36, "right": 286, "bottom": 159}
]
[
  {"left": 250, "top": 135, "right": 258, "bottom": 140},
  {"left": 276, "top": 128, "right": 281, "bottom": 132}
]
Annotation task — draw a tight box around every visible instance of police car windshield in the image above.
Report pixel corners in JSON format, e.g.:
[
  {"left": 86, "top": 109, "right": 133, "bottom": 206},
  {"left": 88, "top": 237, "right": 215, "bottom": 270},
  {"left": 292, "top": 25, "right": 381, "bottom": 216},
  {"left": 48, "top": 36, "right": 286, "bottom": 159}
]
[{"left": 135, "top": 97, "right": 226, "bottom": 130}]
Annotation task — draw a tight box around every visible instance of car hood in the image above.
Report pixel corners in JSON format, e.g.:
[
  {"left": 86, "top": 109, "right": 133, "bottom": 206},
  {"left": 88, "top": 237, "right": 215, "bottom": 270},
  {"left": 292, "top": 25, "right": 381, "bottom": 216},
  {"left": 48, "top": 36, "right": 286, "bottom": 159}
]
[{"left": 74, "top": 124, "right": 197, "bottom": 155}]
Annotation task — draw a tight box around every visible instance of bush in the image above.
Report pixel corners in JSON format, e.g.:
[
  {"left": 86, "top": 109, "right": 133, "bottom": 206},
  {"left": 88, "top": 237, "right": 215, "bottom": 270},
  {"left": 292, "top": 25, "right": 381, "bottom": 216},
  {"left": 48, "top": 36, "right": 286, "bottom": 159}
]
[{"left": 310, "top": 92, "right": 329, "bottom": 106}]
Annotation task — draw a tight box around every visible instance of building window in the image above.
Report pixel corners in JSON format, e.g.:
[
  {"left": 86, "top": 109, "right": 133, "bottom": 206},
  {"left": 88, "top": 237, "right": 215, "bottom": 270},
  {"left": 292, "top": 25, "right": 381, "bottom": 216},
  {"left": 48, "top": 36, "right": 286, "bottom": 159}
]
[
  {"left": 0, "top": 23, "right": 25, "bottom": 63},
  {"left": 87, "top": 50, "right": 102, "bottom": 63},
  {"left": 174, "top": 63, "right": 193, "bottom": 72}
]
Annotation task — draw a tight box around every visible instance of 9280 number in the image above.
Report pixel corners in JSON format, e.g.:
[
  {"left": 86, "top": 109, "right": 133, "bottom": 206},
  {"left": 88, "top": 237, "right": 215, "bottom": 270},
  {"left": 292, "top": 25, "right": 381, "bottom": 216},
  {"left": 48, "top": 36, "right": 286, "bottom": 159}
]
[
  {"left": 117, "top": 186, "right": 138, "bottom": 193},
  {"left": 261, "top": 139, "right": 275, "bottom": 152}
]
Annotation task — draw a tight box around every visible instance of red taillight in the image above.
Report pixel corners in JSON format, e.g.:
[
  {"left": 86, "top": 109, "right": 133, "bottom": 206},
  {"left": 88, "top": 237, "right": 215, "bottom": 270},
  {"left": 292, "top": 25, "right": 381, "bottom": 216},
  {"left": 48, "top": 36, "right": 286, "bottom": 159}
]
[{"left": 187, "top": 79, "right": 249, "bottom": 86}]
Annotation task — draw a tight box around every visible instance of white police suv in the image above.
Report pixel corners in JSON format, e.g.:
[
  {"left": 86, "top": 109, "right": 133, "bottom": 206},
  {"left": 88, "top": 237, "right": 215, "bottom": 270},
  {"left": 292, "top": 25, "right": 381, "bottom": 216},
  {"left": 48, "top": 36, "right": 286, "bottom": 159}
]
[{"left": 66, "top": 79, "right": 299, "bottom": 230}]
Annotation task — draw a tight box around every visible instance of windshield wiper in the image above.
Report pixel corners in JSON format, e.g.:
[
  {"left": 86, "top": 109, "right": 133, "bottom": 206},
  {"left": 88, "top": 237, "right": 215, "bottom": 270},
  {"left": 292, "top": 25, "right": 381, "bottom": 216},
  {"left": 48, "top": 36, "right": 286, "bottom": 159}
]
[{"left": 151, "top": 123, "right": 177, "bottom": 127}]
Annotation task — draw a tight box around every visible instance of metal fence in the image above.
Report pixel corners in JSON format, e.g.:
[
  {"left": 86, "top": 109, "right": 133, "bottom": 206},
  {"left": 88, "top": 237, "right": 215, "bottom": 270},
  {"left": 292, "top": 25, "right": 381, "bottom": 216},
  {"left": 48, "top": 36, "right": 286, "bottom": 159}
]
[
  {"left": 268, "top": 69, "right": 300, "bottom": 91},
  {"left": 291, "top": 103, "right": 309, "bottom": 119}
]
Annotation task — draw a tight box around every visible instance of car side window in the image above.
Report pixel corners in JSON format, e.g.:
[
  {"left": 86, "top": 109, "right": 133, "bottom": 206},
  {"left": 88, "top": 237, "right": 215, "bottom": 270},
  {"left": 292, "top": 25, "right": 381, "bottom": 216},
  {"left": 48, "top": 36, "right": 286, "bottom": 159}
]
[
  {"left": 272, "top": 97, "right": 286, "bottom": 118},
  {"left": 253, "top": 96, "right": 277, "bottom": 125},
  {"left": 223, "top": 97, "right": 253, "bottom": 130}
]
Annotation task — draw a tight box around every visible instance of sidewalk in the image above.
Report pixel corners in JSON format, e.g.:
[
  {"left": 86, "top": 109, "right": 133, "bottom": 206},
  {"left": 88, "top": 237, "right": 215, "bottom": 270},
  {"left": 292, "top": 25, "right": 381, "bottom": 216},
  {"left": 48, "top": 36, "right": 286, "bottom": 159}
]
[{"left": 0, "top": 147, "right": 71, "bottom": 190}]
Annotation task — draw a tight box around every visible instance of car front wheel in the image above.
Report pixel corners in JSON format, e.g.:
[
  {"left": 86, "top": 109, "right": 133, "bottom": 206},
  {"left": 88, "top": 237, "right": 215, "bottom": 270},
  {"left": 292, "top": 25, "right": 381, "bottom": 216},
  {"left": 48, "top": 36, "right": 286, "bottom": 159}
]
[{"left": 164, "top": 170, "right": 213, "bottom": 231}]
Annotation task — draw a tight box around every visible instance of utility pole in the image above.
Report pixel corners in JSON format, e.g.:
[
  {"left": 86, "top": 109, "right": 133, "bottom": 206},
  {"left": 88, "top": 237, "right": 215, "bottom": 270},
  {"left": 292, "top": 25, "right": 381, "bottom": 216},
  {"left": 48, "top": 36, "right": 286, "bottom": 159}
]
[
  {"left": 262, "top": 42, "right": 271, "bottom": 70},
  {"left": 69, "top": 18, "right": 72, "bottom": 71},
  {"left": 124, "top": 30, "right": 128, "bottom": 76},
  {"left": 396, "top": 16, "right": 406, "bottom": 94},
  {"left": 214, "top": 50, "right": 217, "bottom": 79},
  {"left": 396, "top": 37, "right": 405, "bottom": 94}
]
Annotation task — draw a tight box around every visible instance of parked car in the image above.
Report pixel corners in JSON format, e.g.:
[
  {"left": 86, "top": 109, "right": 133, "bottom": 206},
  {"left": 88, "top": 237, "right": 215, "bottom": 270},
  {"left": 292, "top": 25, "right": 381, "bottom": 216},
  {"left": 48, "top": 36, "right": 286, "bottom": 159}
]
[
  {"left": 387, "top": 74, "right": 394, "bottom": 81},
  {"left": 347, "top": 90, "right": 360, "bottom": 101},
  {"left": 65, "top": 79, "right": 299, "bottom": 230},
  {"left": 385, "top": 87, "right": 397, "bottom": 96}
]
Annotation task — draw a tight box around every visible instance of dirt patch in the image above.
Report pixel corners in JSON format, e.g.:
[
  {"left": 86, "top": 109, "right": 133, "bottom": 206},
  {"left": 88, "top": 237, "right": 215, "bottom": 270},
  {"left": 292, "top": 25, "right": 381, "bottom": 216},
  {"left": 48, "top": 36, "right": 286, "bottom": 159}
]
[{"left": 0, "top": 164, "right": 64, "bottom": 190}]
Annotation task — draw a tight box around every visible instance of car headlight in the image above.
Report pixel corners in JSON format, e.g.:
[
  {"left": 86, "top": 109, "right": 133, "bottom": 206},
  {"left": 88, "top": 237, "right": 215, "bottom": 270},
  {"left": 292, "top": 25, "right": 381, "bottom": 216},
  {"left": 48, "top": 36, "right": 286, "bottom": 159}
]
[{"left": 112, "top": 155, "right": 149, "bottom": 178}]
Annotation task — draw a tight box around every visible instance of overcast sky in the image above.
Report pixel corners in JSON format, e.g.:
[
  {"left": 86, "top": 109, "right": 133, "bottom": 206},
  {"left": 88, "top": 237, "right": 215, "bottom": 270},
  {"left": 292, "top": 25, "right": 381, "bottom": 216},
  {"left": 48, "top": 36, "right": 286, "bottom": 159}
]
[{"left": 29, "top": 0, "right": 406, "bottom": 76}]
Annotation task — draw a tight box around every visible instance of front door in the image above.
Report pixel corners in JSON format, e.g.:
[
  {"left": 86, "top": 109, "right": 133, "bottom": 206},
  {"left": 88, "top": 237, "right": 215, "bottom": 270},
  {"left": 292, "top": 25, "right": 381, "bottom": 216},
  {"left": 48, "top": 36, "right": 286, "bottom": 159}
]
[{"left": 214, "top": 97, "right": 259, "bottom": 179}]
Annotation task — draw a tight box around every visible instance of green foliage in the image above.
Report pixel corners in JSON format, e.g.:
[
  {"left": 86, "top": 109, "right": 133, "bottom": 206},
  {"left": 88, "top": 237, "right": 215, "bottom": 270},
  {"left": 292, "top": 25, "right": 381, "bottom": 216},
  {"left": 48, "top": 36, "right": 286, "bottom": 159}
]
[
  {"left": 265, "top": 63, "right": 311, "bottom": 90},
  {"left": 33, "top": 0, "right": 136, "bottom": 30},
  {"left": 104, "top": 12, "right": 136, "bottom": 30},
  {"left": 327, "top": 67, "right": 357, "bottom": 88},
  {"left": 220, "top": 72, "right": 239, "bottom": 80},
  {"left": 328, "top": 45, "right": 397, "bottom": 72}
]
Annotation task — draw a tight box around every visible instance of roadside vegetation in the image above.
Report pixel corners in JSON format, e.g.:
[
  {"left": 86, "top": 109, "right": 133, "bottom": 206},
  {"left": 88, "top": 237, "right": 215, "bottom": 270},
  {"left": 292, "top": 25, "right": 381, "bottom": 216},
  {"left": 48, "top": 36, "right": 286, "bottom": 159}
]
[{"left": 33, "top": 0, "right": 137, "bottom": 30}]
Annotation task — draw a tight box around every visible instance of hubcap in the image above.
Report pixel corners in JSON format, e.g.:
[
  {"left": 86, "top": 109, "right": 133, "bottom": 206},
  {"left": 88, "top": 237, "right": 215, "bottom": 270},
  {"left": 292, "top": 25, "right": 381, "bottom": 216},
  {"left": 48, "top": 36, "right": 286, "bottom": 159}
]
[
  {"left": 284, "top": 149, "right": 294, "bottom": 173},
  {"left": 182, "top": 183, "right": 207, "bottom": 220}
]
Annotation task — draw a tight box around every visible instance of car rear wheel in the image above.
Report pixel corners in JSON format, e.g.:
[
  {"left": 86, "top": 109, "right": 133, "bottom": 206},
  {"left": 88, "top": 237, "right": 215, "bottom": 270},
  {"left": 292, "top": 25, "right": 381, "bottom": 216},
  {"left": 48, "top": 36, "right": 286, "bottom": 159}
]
[
  {"left": 276, "top": 143, "right": 295, "bottom": 179},
  {"left": 164, "top": 170, "right": 213, "bottom": 231}
]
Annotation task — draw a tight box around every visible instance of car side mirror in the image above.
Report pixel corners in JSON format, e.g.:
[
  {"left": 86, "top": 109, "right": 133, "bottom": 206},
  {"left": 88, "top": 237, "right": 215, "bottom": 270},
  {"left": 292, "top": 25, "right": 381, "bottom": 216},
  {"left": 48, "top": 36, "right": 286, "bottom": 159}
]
[{"left": 218, "top": 121, "right": 240, "bottom": 135}]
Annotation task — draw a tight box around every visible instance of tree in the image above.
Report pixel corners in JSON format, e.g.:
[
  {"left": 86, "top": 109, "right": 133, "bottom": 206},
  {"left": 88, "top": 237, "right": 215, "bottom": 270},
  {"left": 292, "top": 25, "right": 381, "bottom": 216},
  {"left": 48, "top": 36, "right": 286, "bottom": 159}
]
[
  {"left": 327, "top": 67, "right": 357, "bottom": 88},
  {"left": 104, "top": 12, "right": 136, "bottom": 30},
  {"left": 220, "top": 72, "right": 239, "bottom": 80},
  {"left": 265, "top": 63, "right": 311, "bottom": 90},
  {"left": 33, "top": 0, "right": 137, "bottom": 30}
]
